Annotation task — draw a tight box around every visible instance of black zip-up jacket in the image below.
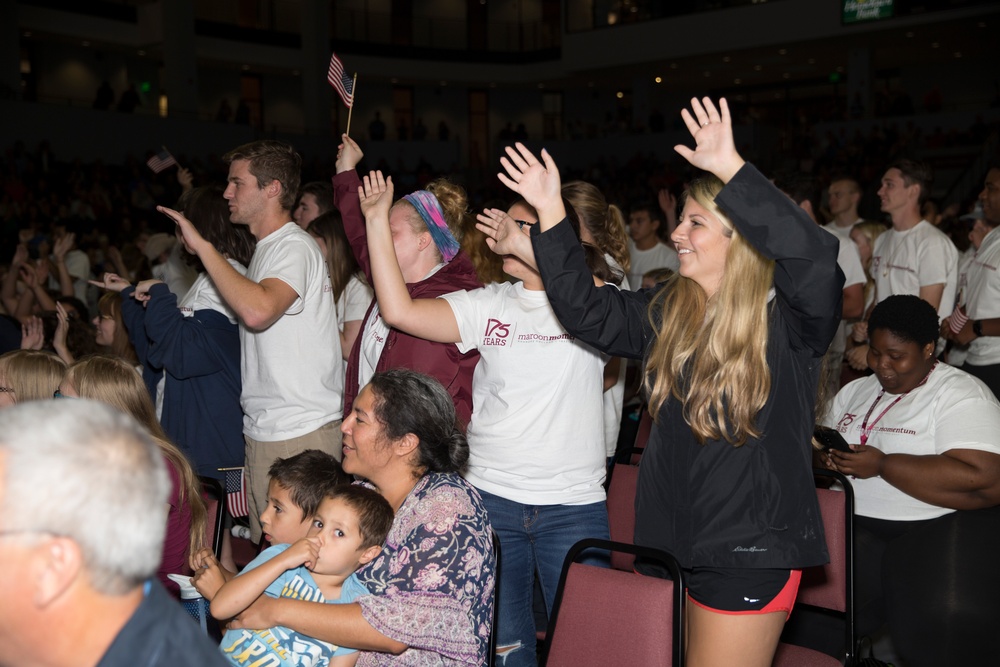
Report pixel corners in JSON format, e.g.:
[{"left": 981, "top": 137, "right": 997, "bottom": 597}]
[{"left": 533, "top": 163, "right": 843, "bottom": 569}]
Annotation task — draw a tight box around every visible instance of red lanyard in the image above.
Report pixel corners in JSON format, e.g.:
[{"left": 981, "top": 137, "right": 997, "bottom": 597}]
[{"left": 859, "top": 361, "right": 937, "bottom": 447}]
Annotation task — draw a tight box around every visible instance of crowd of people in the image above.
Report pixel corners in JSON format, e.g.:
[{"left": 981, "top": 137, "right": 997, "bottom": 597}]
[{"left": 1, "top": 94, "right": 998, "bottom": 667}]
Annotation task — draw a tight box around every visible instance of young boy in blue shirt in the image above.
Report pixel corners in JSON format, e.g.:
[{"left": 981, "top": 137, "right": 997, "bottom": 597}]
[
  {"left": 214, "top": 484, "right": 393, "bottom": 667},
  {"left": 191, "top": 449, "right": 348, "bottom": 600}
]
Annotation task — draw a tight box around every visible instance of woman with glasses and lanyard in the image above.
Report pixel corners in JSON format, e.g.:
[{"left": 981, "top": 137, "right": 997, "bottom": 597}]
[{"left": 357, "top": 171, "right": 620, "bottom": 667}]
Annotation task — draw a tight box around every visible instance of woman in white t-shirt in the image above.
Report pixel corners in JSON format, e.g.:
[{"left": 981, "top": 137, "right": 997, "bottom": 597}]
[
  {"left": 356, "top": 169, "right": 617, "bottom": 667},
  {"left": 307, "top": 210, "right": 373, "bottom": 361},
  {"left": 824, "top": 294, "right": 1000, "bottom": 665}
]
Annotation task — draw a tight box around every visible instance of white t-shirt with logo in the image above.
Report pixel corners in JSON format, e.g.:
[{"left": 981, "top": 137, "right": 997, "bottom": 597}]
[
  {"left": 823, "top": 363, "right": 1000, "bottom": 520},
  {"left": 241, "top": 223, "right": 342, "bottom": 440},
  {"left": 441, "top": 281, "right": 607, "bottom": 505},
  {"left": 871, "top": 220, "right": 958, "bottom": 323}
]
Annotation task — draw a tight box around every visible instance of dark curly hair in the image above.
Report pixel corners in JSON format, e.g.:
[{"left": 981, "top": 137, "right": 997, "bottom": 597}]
[{"left": 868, "top": 294, "right": 939, "bottom": 347}]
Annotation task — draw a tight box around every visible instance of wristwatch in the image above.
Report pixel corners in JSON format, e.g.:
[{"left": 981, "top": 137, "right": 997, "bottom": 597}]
[{"left": 973, "top": 320, "right": 984, "bottom": 337}]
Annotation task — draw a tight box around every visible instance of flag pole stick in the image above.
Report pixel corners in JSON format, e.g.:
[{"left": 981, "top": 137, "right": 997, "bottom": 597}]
[{"left": 345, "top": 73, "right": 357, "bottom": 137}]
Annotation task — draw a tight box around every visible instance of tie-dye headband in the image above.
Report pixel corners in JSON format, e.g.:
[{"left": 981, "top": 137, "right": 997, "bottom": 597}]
[{"left": 402, "top": 191, "right": 460, "bottom": 263}]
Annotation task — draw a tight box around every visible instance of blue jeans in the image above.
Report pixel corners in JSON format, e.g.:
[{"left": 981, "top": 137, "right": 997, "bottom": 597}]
[{"left": 478, "top": 488, "right": 609, "bottom": 667}]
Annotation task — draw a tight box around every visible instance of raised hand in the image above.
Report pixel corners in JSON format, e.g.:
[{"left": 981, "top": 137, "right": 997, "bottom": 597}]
[
  {"left": 20, "top": 316, "right": 44, "bottom": 350},
  {"left": 133, "top": 278, "right": 163, "bottom": 303},
  {"left": 336, "top": 133, "right": 365, "bottom": 174},
  {"left": 657, "top": 189, "right": 677, "bottom": 218},
  {"left": 53, "top": 302, "right": 74, "bottom": 364},
  {"left": 53, "top": 233, "right": 75, "bottom": 261},
  {"left": 475, "top": 208, "right": 533, "bottom": 262},
  {"left": 157, "top": 206, "right": 208, "bottom": 256},
  {"left": 177, "top": 166, "right": 194, "bottom": 191},
  {"left": 358, "top": 170, "right": 394, "bottom": 222},
  {"left": 674, "top": 97, "right": 744, "bottom": 183},
  {"left": 89, "top": 272, "right": 131, "bottom": 293},
  {"left": 11, "top": 243, "right": 29, "bottom": 268},
  {"left": 497, "top": 143, "right": 562, "bottom": 216}
]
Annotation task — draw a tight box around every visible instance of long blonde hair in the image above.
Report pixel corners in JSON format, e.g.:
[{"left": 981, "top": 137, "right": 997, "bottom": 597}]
[
  {"left": 65, "top": 356, "right": 207, "bottom": 560},
  {"left": 0, "top": 350, "right": 67, "bottom": 402},
  {"left": 644, "top": 177, "right": 775, "bottom": 446}
]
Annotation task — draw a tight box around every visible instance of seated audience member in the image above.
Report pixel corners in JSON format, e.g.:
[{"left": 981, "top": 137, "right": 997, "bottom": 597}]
[
  {"left": 227, "top": 369, "right": 496, "bottom": 666},
  {"left": 0, "top": 349, "right": 66, "bottom": 406},
  {"left": 332, "top": 135, "right": 481, "bottom": 429},
  {"left": 294, "top": 182, "right": 335, "bottom": 230},
  {"left": 57, "top": 356, "right": 207, "bottom": 597},
  {"left": 307, "top": 211, "right": 373, "bottom": 362},
  {"left": 215, "top": 485, "right": 393, "bottom": 667},
  {"left": 191, "top": 449, "right": 349, "bottom": 600},
  {"left": 625, "top": 200, "right": 679, "bottom": 291},
  {"left": 0, "top": 400, "right": 228, "bottom": 667},
  {"left": 101, "top": 185, "right": 255, "bottom": 479},
  {"left": 824, "top": 295, "right": 1000, "bottom": 666}
]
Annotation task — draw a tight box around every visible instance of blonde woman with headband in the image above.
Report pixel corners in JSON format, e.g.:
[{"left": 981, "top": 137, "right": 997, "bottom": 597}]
[{"left": 479, "top": 97, "right": 844, "bottom": 666}]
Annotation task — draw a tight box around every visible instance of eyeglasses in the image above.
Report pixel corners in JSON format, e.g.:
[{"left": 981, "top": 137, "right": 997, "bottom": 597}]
[{"left": 515, "top": 220, "right": 536, "bottom": 230}]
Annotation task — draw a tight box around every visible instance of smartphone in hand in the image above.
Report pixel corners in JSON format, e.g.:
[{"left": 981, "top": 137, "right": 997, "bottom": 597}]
[{"left": 813, "top": 426, "right": 853, "bottom": 453}]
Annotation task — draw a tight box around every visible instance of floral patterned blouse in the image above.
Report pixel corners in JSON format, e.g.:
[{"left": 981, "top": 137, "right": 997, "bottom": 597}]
[{"left": 355, "top": 472, "right": 495, "bottom": 666}]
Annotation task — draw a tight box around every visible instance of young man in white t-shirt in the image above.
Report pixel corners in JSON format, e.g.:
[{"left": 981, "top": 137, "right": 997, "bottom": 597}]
[
  {"left": 859, "top": 159, "right": 958, "bottom": 360},
  {"left": 823, "top": 176, "right": 865, "bottom": 241},
  {"left": 162, "top": 140, "right": 343, "bottom": 543},
  {"left": 626, "top": 201, "right": 679, "bottom": 290}
]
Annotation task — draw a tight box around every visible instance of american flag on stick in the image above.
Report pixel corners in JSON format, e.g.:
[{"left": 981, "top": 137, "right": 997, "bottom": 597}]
[
  {"left": 949, "top": 304, "right": 970, "bottom": 335},
  {"left": 224, "top": 467, "right": 249, "bottom": 518},
  {"left": 146, "top": 148, "right": 177, "bottom": 173},
  {"left": 327, "top": 52, "right": 354, "bottom": 108}
]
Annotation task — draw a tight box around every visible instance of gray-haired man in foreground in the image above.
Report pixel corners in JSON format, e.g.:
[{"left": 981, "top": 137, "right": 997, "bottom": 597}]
[{"left": 0, "top": 400, "right": 226, "bottom": 667}]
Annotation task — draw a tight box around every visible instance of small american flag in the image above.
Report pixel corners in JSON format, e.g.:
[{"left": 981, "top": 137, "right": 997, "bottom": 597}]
[
  {"left": 146, "top": 149, "right": 177, "bottom": 174},
  {"left": 949, "top": 304, "right": 970, "bottom": 335},
  {"left": 224, "top": 468, "right": 249, "bottom": 518},
  {"left": 327, "top": 52, "right": 354, "bottom": 108}
]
